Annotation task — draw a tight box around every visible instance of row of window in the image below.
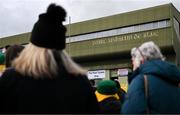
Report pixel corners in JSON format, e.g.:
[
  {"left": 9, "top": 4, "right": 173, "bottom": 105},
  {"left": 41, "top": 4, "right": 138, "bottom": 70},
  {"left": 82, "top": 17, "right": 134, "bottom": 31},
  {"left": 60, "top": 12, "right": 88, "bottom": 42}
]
[{"left": 66, "top": 20, "right": 170, "bottom": 43}]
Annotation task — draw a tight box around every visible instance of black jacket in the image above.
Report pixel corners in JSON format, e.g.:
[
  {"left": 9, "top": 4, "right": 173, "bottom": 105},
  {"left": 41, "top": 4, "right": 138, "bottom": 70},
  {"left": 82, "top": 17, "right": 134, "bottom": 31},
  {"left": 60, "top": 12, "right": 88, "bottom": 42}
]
[
  {"left": 99, "top": 97, "right": 121, "bottom": 114},
  {"left": 0, "top": 68, "right": 99, "bottom": 114}
]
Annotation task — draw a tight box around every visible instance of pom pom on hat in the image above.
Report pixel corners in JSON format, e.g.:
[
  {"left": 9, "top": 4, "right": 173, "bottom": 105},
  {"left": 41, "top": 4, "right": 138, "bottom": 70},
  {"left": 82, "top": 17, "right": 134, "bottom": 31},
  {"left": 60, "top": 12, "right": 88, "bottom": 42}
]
[
  {"left": 97, "top": 80, "right": 118, "bottom": 95},
  {"left": 46, "top": 3, "right": 66, "bottom": 22},
  {"left": 30, "top": 3, "right": 67, "bottom": 50}
]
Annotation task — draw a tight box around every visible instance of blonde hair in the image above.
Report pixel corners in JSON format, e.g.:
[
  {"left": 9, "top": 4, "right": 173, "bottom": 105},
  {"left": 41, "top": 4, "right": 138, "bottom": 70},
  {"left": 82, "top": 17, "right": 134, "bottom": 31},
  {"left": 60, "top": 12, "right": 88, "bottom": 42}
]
[
  {"left": 60, "top": 50, "right": 87, "bottom": 75},
  {"left": 13, "top": 43, "right": 86, "bottom": 79}
]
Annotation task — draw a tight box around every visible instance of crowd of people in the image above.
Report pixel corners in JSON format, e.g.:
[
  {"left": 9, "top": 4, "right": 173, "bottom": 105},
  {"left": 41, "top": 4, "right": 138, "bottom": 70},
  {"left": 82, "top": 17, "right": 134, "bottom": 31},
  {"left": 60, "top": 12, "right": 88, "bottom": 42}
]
[{"left": 0, "top": 3, "right": 180, "bottom": 114}]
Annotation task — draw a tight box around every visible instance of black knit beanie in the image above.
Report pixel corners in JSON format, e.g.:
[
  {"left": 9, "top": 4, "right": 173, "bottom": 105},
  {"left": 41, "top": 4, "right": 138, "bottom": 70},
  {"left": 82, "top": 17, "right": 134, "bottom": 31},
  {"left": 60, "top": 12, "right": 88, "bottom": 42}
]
[{"left": 30, "top": 3, "right": 67, "bottom": 50}]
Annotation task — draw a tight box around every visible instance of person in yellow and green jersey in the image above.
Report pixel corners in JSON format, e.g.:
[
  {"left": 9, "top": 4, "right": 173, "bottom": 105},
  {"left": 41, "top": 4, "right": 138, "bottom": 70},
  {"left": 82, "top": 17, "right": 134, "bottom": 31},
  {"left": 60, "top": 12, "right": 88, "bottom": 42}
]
[
  {"left": 95, "top": 80, "right": 121, "bottom": 114},
  {"left": 0, "top": 52, "right": 5, "bottom": 76}
]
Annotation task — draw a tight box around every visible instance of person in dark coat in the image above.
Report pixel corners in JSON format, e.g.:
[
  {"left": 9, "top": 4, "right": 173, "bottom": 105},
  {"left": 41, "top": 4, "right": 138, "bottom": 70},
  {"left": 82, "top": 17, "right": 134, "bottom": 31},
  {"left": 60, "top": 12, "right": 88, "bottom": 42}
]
[
  {"left": 95, "top": 80, "right": 121, "bottom": 114},
  {"left": 113, "top": 79, "right": 126, "bottom": 104},
  {"left": 89, "top": 79, "right": 97, "bottom": 92},
  {"left": 121, "top": 41, "right": 180, "bottom": 114},
  {"left": 0, "top": 3, "right": 99, "bottom": 114},
  {"left": 5, "top": 44, "right": 24, "bottom": 68}
]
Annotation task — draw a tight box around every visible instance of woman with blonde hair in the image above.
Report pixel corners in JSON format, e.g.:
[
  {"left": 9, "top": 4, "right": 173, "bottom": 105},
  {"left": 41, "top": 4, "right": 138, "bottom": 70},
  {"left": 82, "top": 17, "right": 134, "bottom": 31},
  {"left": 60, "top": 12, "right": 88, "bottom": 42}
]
[
  {"left": 0, "top": 3, "right": 99, "bottom": 114},
  {"left": 121, "top": 41, "right": 180, "bottom": 114}
]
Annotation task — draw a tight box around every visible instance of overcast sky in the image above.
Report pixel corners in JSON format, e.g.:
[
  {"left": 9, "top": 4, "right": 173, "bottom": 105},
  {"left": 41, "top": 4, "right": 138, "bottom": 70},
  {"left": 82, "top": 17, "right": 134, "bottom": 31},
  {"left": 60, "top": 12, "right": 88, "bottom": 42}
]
[{"left": 0, "top": 0, "right": 179, "bottom": 38}]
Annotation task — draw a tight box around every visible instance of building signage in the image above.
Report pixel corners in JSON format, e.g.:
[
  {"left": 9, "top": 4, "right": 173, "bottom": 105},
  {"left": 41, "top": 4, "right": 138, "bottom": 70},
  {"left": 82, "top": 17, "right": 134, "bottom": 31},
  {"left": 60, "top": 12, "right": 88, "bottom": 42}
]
[
  {"left": 88, "top": 70, "right": 106, "bottom": 79},
  {"left": 117, "top": 69, "right": 128, "bottom": 76},
  {"left": 92, "top": 30, "right": 159, "bottom": 45}
]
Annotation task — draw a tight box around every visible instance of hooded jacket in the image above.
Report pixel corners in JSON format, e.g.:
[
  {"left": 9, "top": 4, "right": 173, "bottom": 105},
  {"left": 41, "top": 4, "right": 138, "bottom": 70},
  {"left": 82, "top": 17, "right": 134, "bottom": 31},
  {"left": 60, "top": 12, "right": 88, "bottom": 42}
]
[{"left": 121, "top": 59, "right": 180, "bottom": 114}]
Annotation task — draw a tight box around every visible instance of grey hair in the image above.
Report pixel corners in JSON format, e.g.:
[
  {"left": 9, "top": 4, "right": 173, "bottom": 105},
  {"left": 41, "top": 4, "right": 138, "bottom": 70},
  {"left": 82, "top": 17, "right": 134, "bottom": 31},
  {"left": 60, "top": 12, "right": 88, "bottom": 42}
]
[{"left": 131, "top": 41, "right": 165, "bottom": 69}]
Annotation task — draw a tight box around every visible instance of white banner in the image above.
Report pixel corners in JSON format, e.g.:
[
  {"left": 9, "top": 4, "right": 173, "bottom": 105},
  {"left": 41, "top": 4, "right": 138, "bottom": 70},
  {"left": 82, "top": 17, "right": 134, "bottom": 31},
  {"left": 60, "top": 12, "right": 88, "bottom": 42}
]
[
  {"left": 88, "top": 70, "right": 106, "bottom": 80},
  {"left": 117, "top": 69, "right": 128, "bottom": 76}
]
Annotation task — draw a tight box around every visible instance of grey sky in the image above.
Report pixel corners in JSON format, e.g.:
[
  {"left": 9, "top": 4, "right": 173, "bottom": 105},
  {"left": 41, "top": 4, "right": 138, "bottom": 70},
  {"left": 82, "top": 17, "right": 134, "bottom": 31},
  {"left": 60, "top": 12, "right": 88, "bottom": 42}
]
[{"left": 0, "top": 0, "right": 179, "bottom": 38}]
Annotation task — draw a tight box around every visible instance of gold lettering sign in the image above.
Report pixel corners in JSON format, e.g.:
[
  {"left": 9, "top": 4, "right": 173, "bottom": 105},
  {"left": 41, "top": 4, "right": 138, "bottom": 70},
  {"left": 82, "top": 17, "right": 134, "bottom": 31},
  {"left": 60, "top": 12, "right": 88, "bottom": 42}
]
[{"left": 92, "top": 31, "right": 159, "bottom": 45}]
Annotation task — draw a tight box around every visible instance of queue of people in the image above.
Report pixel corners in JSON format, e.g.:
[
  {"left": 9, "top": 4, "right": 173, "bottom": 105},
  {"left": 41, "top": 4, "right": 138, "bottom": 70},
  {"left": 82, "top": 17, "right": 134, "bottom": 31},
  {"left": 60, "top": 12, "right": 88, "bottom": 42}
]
[{"left": 0, "top": 2, "right": 180, "bottom": 114}]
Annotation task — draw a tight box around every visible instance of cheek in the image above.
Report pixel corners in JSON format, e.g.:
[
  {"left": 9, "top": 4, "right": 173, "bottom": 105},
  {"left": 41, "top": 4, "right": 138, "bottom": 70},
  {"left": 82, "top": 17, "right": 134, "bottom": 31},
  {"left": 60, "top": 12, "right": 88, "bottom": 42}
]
[
  {"left": 132, "top": 59, "right": 140, "bottom": 70},
  {"left": 132, "top": 60, "right": 134, "bottom": 65}
]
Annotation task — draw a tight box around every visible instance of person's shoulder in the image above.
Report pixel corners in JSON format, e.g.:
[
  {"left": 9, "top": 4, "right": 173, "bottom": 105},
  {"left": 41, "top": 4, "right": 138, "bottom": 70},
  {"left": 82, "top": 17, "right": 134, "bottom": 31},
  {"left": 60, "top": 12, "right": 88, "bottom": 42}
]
[
  {"left": 130, "top": 74, "right": 144, "bottom": 85},
  {"left": 68, "top": 73, "right": 88, "bottom": 80},
  {"left": 68, "top": 73, "right": 92, "bottom": 87},
  {"left": 128, "top": 74, "right": 145, "bottom": 93},
  {"left": 0, "top": 68, "right": 21, "bottom": 87},
  {"left": 3, "top": 67, "right": 18, "bottom": 75},
  {"left": 1, "top": 68, "right": 21, "bottom": 80},
  {"left": 101, "top": 97, "right": 121, "bottom": 103},
  {"left": 76, "top": 74, "right": 90, "bottom": 82}
]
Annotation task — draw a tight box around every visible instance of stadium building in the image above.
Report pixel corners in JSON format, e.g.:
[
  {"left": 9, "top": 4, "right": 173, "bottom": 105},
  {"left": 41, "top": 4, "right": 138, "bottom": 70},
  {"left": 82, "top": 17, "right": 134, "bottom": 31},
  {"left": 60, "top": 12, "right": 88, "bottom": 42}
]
[{"left": 0, "top": 3, "right": 180, "bottom": 89}]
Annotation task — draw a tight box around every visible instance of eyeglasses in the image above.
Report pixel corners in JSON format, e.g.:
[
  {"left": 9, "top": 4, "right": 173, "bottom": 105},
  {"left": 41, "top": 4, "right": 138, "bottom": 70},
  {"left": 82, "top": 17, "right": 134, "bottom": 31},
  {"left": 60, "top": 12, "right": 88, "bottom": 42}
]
[{"left": 136, "top": 47, "right": 145, "bottom": 60}]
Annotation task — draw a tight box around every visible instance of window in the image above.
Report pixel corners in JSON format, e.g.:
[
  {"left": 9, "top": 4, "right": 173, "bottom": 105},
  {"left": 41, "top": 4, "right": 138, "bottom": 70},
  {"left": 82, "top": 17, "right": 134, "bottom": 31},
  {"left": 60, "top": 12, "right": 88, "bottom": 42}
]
[{"left": 66, "top": 20, "right": 170, "bottom": 43}]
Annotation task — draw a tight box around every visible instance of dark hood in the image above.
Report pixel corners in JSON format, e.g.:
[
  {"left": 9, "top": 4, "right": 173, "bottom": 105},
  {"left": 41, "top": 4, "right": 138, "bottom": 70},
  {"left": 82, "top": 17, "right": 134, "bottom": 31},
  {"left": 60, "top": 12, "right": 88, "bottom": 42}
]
[{"left": 129, "top": 60, "right": 180, "bottom": 85}]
